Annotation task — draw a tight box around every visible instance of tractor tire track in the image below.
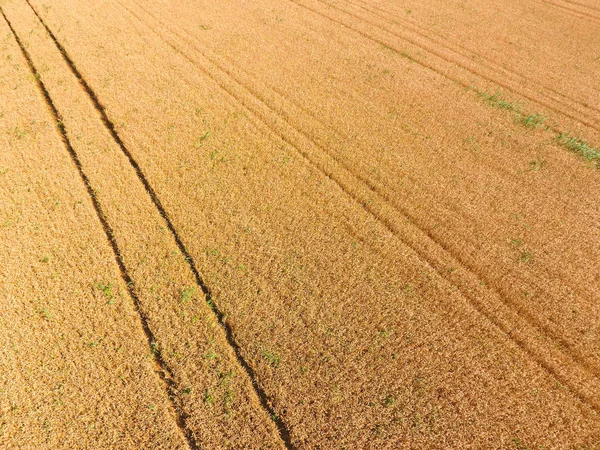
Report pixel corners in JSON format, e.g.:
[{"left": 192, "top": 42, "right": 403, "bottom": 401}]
[
  {"left": 0, "top": 7, "right": 199, "bottom": 450},
  {"left": 186, "top": 22, "right": 600, "bottom": 228},
  {"left": 542, "top": 0, "right": 600, "bottom": 21},
  {"left": 125, "top": 0, "right": 600, "bottom": 355},
  {"left": 344, "top": 0, "right": 600, "bottom": 118},
  {"left": 562, "top": 0, "right": 600, "bottom": 12},
  {"left": 319, "top": 0, "right": 600, "bottom": 124},
  {"left": 286, "top": 0, "right": 600, "bottom": 133},
  {"left": 127, "top": 0, "right": 600, "bottom": 313},
  {"left": 22, "top": 0, "right": 294, "bottom": 447},
  {"left": 113, "top": 0, "right": 600, "bottom": 413},
  {"left": 197, "top": 31, "right": 600, "bottom": 241},
  {"left": 559, "top": 0, "right": 600, "bottom": 11}
]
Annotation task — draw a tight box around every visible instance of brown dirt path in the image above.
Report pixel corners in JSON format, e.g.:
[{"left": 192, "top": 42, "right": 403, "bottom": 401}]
[
  {"left": 1, "top": 0, "right": 285, "bottom": 447},
  {"left": 0, "top": 14, "right": 187, "bottom": 450},
  {"left": 18, "top": 0, "right": 600, "bottom": 448}
]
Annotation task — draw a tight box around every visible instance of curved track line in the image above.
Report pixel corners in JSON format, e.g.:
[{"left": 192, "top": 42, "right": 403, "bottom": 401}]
[
  {"left": 126, "top": 0, "right": 600, "bottom": 227},
  {"left": 115, "top": 0, "right": 600, "bottom": 413},
  {"left": 542, "top": 0, "right": 600, "bottom": 21},
  {"left": 284, "top": 0, "right": 600, "bottom": 133},
  {"left": 559, "top": 0, "right": 600, "bottom": 12},
  {"left": 23, "top": 1, "right": 294, "bottom": 447},
  {"left": 131, "top": 0, "right": 600, "bottom": 313},
  {"left": 345, "top": 0, "right": 600, "bottom": 118},
  {"left": 192, "top": 22, "right": 599, "bottom": 229},
  {"left": 126, "top": 0, "right": 600, "bottom": 377},
  {"left": 0, "top": 8, "right": 199, "bottom": 450},
  {"left": 304, "top": 0, "right": 600, "bottom": 131}
]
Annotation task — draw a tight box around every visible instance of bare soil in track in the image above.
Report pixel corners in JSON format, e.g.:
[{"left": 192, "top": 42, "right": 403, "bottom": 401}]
[{"left": 2, "top": 0, "right": 600, "bottom": 448}]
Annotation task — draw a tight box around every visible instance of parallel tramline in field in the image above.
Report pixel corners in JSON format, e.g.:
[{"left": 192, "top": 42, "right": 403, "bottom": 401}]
[{"left": 1, "top": 0, "right": 599, "bottom": 448}]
